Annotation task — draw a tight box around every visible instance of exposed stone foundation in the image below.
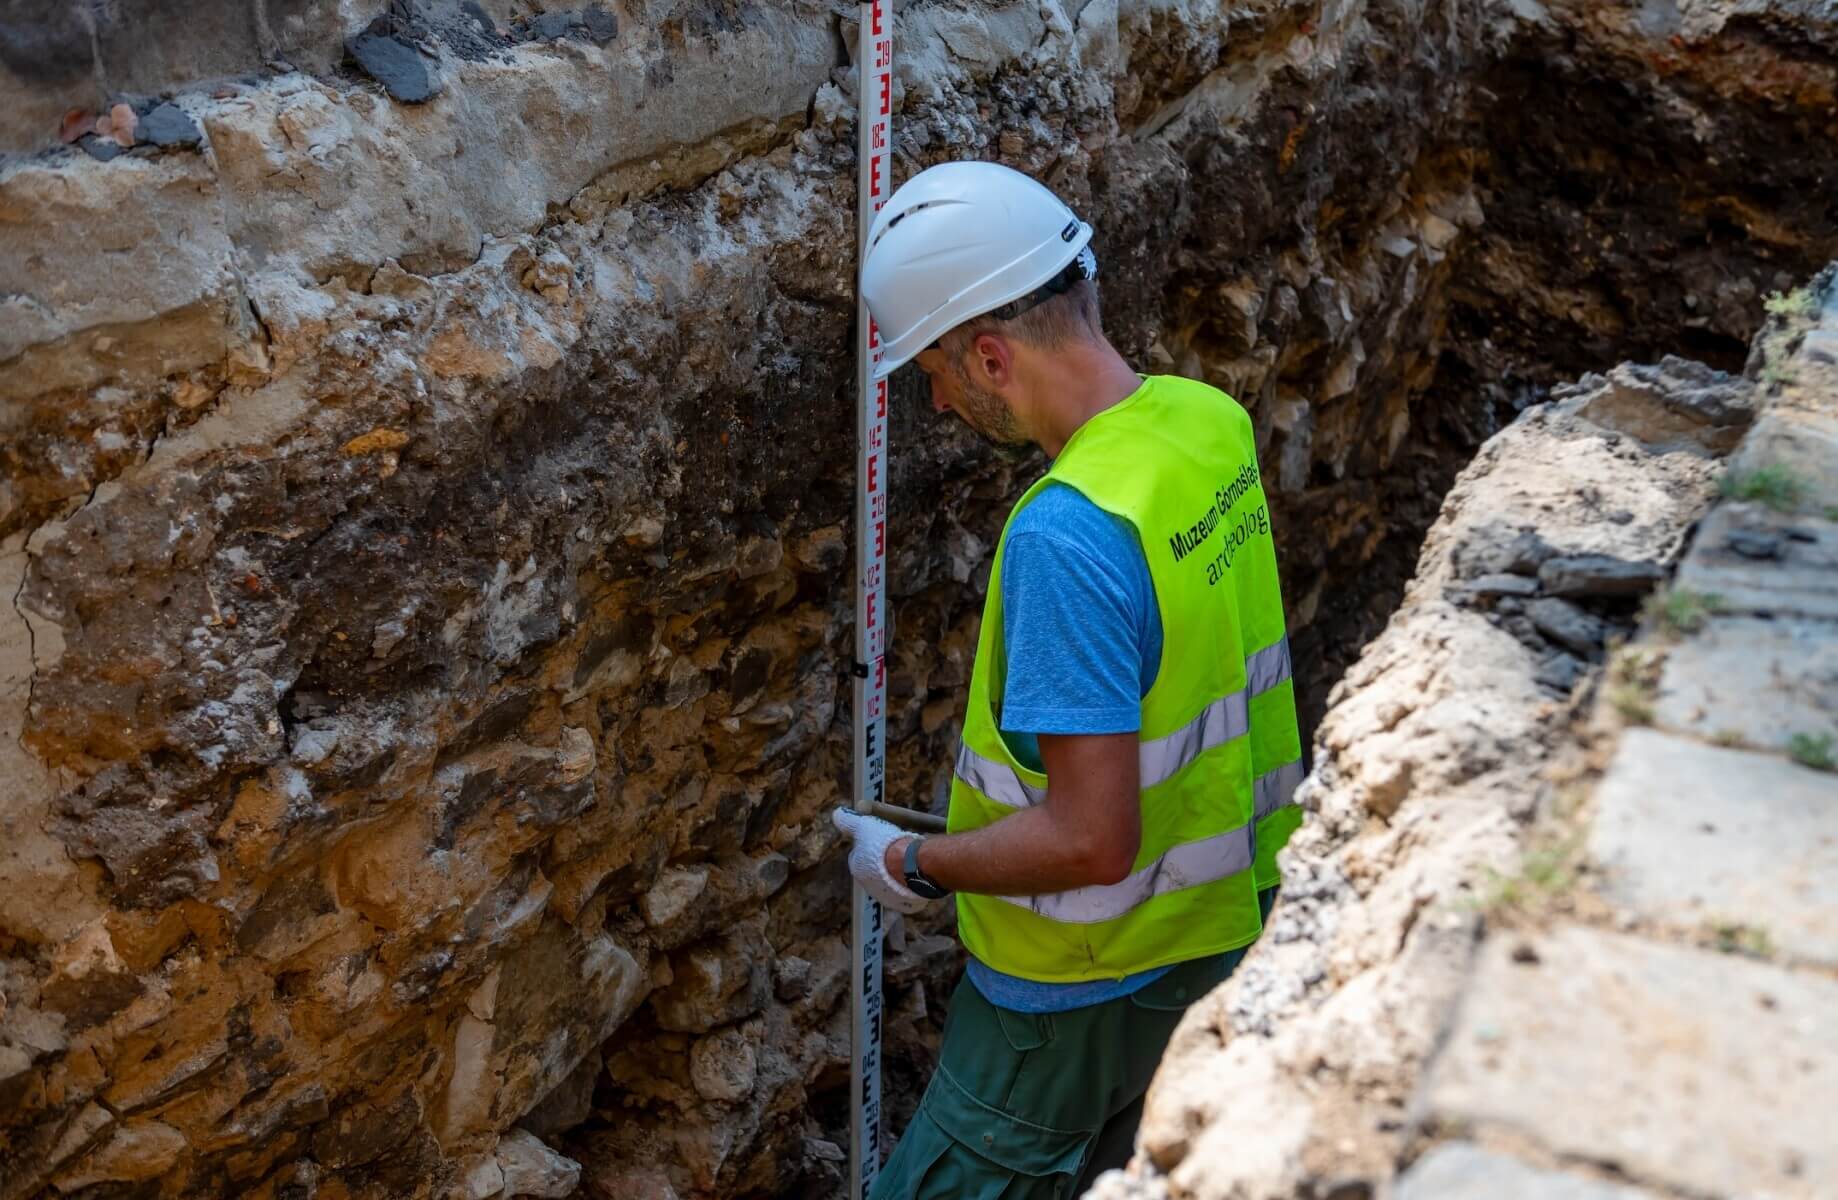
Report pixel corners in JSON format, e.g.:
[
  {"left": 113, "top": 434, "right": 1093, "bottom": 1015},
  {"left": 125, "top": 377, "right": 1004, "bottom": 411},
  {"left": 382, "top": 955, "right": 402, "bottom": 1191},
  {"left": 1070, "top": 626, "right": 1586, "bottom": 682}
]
[
  {"left": 1112, "top": 260, "right": 1838, "bottom": 1200},
  {"left": 3, "top": 0, "right": 1838, "bottom": 1197}
]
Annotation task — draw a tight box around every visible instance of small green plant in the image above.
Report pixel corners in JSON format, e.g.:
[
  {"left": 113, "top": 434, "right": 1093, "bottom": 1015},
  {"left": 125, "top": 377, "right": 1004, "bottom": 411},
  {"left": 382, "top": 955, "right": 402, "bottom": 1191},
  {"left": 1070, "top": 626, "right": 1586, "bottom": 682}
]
[
  {"left": 1824, "top": 505, "right": 1838, "bottom": 522},
  {"left": 1605, "top": 645, "right": 1664, "bottom": 723},
  {"left": 1763, "top": 287, "right": 1817, "bottom": 318},
  {"left": 1521, "top": 841, "right": 1576, "bottom": 891},
  {"left": 1607, "top": 680, "right": 1655, "bottom": 724},
  {"left": 1719, "top": 464, "right": 1809, "bottom": 512},
  {"left": 1712, "top": 728, "right": 1748, "bottom": 748},
  {"left": 1479, "top": 831, "right": 1586, "bottom": 917},
  {"left": 1642, "top": 587, "right": 1722, "bottom": 637},
  {"left": 1787, "top": 731, "right": 1835, "bottom": 772},
  {"left": 1760, "top": 361, "right": 1798, "bottom": 389},
  {"left": 1710, "top": 921, "right": 1776, "bottom": 959}
]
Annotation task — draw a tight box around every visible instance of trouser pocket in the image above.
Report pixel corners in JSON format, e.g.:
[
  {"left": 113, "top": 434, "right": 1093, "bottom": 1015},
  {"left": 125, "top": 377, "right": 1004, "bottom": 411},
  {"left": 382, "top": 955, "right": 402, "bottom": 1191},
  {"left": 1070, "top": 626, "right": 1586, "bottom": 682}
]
[{"left": 874, "top": 1063, "right": 1094, "bottom": 1200}]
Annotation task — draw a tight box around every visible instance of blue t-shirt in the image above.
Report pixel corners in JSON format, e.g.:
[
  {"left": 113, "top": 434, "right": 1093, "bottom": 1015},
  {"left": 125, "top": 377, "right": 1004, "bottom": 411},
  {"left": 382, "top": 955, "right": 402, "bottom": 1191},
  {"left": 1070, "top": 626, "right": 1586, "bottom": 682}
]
[{"left": 963, "top": 482, "right": 1172, "bottom": 1013}]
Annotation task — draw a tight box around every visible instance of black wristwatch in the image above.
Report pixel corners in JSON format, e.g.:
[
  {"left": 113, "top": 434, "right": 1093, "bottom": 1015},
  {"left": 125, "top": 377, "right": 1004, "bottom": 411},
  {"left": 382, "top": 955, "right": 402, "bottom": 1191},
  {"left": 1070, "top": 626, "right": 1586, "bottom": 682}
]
[{"left": 903, "top": 837, "right": 950, "bottom": 900}]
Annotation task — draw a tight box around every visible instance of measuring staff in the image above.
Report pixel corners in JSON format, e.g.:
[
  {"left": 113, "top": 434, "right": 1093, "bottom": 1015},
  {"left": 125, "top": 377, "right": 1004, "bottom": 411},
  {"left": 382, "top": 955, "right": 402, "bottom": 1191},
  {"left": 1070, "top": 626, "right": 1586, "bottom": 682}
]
[
  {"left": 843, "top": 5, "right": 896, "bottom": 1200},
  {"left": 832, "top": 161, "right": 1305, "bottom": 1199}
]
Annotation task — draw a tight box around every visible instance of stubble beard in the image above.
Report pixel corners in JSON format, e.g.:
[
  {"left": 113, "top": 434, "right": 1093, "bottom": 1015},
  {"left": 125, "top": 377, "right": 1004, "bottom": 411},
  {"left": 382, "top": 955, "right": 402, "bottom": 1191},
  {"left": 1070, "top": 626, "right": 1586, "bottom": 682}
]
[{"left": 949, "top": 365, "right": 1029, "bottom": 454}]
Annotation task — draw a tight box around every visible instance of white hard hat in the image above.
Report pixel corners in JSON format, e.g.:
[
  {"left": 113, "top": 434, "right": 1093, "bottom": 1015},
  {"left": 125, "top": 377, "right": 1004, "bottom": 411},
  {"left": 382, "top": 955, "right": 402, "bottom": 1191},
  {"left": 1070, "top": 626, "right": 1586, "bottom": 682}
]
[{"left": 861, "top": 161, "right": 1096, "bottom": 379}]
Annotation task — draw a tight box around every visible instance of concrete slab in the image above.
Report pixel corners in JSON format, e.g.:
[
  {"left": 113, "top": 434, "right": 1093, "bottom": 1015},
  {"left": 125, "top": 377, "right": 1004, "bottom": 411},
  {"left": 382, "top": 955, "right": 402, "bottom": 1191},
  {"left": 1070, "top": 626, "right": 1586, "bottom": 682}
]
[
  {"left": 1652, "top": 617, "right": 1838, "bottom": 754},
  {"left": 1727, "top": 407, "right": 1838, "bottom": 515},
  {"left": 1588, "top": 728, "right": 1838, "bottom": 965},
  {"left": 1397, "top": 1144, "right": 1659, "bottom": 1200},
  {"left": 1674, "top": 505, "right": 1838, "bottom": 621},
  {"left": 1421, "top": 925, "right": 1838, "bottom": 1199}
]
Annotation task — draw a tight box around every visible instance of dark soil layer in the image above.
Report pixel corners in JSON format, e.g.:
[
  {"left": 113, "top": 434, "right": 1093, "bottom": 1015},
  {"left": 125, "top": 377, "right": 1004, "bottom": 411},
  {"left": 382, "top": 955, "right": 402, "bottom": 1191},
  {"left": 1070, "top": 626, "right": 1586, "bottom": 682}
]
[{"left": 1283, "top": 21, "right": 1838, "bottom": 738}]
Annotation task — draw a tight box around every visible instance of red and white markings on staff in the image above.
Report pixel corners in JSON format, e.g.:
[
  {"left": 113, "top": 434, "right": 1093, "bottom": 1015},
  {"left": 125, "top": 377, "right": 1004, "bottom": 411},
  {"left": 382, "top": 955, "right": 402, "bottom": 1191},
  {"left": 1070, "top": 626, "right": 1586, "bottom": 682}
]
[{"left": 850, "top": 2, "right": 894, "bottom": 1198}]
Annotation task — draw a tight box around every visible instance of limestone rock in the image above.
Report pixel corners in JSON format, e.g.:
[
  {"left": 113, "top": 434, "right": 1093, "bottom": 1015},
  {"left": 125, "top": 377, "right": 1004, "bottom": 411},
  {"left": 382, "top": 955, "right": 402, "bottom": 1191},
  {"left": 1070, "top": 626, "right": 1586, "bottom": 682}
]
[
  {"left": 522, "top": 250, "right": 574, "bottom": 303},
  {"left": 772, "top": 955, "right": 813, "bottom": 1002},
  {"left": 0, "top": 1042, "right": 34, "bottom": 1110},
  {"left": 689, "top": 1027, "right": 758, "bottom": 1103},
  {"left": 554, "top": 726, "right": 596, "bottom": 784},
  {"left": 519, "top": 1048, "right": 601, "bottom": 1139},
  {"left": 461, "top": 1156, "right": 506, "bottom": 1200},
  {"left": 651, "top": 927, "right": 771, "bottom": 1034},
  {"left": 584, "top": 1165, "right": 680, "bottom": 1199},
  {"left": 495, "top": 1127, "right": 581, "bottom": 1198},
  {"left": 641, "top": 868, "right": 710, "bottom": 928},
  {"left": 0, "top": 152, "right": 243, "bottom": 407},
  {"left": 1574, "top": 356, "right": 1756, "bottom": 454},
  {"left": 40, "top": 919, "right": 140, "bottom": 1029},
  {"left": 52, "top": 1119, "right": 188, "bottom": 1190}
]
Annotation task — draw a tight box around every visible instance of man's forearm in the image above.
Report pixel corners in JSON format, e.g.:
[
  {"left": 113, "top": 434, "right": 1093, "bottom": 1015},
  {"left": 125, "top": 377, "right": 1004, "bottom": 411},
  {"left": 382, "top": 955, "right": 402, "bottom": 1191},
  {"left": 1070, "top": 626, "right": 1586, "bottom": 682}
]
[
  {"left": 881, "top": 731, "right": 1140, "bottom": 899},
  {"left": 886, "top": 803, "right": 1135, "bottom": 897}
]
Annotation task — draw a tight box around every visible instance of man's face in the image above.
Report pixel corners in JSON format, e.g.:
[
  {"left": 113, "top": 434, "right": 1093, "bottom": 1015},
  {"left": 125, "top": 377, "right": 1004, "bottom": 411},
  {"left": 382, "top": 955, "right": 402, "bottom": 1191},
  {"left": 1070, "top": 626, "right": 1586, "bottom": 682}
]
[{"left": 912, "top": 344, "right": 1028, "bottom": 448}]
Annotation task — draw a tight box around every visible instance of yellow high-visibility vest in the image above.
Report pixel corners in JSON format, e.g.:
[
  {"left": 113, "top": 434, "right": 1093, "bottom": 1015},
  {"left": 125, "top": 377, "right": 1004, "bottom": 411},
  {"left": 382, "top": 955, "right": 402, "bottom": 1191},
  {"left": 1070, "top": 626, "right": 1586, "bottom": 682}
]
[{"left": 948, "top": 375, "right": 1304, "bottom": 982}]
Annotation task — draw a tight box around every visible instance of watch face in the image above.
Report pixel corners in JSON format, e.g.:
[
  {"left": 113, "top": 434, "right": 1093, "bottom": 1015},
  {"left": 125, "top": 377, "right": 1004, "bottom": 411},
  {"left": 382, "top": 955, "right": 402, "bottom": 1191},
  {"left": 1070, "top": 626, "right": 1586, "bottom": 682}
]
[{"left": 907, "top": 875, "right": 948, "bottom": 900}]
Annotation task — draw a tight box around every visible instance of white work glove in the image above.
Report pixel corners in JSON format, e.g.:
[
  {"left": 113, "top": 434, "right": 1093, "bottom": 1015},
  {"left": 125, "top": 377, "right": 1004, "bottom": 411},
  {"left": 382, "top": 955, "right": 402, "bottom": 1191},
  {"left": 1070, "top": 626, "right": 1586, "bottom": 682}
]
[{"left": 831, "top": 808, "right": 930, "bottom": 914}]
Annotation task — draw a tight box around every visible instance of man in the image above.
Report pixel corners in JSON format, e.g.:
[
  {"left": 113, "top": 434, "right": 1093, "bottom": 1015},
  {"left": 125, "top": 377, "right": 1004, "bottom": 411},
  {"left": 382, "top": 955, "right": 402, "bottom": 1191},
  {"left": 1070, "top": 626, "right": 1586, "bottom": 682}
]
[{"left": 833, "top": 161, "right": 1304, "bottom": 1199}]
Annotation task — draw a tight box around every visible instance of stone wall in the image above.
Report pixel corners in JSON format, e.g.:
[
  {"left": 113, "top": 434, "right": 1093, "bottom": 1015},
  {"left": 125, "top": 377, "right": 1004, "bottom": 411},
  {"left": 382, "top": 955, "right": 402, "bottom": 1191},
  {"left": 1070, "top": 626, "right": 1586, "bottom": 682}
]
[
  {"left": 5, "top": 0, "right": 1838, "bottom": 1197},
  {"left": 1111, "top": 259, "right": 1838, "bottom": 1200}
]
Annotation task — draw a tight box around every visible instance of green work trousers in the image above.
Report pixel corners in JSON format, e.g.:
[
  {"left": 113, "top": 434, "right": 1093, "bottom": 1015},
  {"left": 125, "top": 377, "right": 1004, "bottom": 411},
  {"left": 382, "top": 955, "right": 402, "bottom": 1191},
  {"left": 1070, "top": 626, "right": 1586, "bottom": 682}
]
[{"left": 871, "top": 888, "right": 1277, "bottom": 1200}]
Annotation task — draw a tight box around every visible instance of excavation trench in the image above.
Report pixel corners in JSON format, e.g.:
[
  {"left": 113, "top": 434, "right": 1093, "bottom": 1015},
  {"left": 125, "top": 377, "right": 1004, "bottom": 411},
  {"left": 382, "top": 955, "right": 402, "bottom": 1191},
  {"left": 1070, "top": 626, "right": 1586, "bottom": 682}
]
[
  {"left": 570, "top": 29, "right": 1838, "bottom": 1194},
  {"left": 4, "top": 1, "right": 1838, "bottom": 1198}
]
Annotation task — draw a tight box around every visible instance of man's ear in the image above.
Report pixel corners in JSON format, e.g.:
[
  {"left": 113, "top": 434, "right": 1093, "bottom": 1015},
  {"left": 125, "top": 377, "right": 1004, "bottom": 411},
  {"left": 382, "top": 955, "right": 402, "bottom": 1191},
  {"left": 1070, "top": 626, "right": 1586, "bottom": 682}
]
[{"left": 970, "top": 331, "right": 1015, "bottom": 389}]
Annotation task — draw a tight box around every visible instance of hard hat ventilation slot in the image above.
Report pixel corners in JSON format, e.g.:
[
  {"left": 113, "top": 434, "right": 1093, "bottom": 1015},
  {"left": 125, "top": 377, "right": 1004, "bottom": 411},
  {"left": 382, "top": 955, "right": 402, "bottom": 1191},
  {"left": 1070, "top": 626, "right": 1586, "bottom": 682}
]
[{"left": 871, "top": 200, "right": 942, "bottom": 252}]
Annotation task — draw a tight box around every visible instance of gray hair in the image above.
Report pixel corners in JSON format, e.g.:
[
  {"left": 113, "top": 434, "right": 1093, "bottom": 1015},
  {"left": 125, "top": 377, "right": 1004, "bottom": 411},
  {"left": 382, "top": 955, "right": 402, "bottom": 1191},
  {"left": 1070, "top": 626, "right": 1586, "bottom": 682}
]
[{"left": 937, "top": 278, "right": 1104, "bottom": 359}]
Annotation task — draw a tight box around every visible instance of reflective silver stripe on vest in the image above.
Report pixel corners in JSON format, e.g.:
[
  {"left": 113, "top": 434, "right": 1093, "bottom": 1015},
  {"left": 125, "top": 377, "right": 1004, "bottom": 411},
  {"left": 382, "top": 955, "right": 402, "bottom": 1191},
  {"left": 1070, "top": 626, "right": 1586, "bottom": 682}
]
[
  {"left": 955, "top": 741, "right": 1047, "bottom": 810},
  {"left": 1246, "top": 636, "right": 1292, "bottom": 697},
  {"left": 957, "top": 638, "right": 1293, "bottom": 810},
  {"left": 1138, "top": 689, "right": 1250, "bottom": 789},
  {"left": 993, "top": 823, "right": 1256, "bottom": 924},
  {"left": 1253, "top": 757, "right": 1305, "bottom": 820}
]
